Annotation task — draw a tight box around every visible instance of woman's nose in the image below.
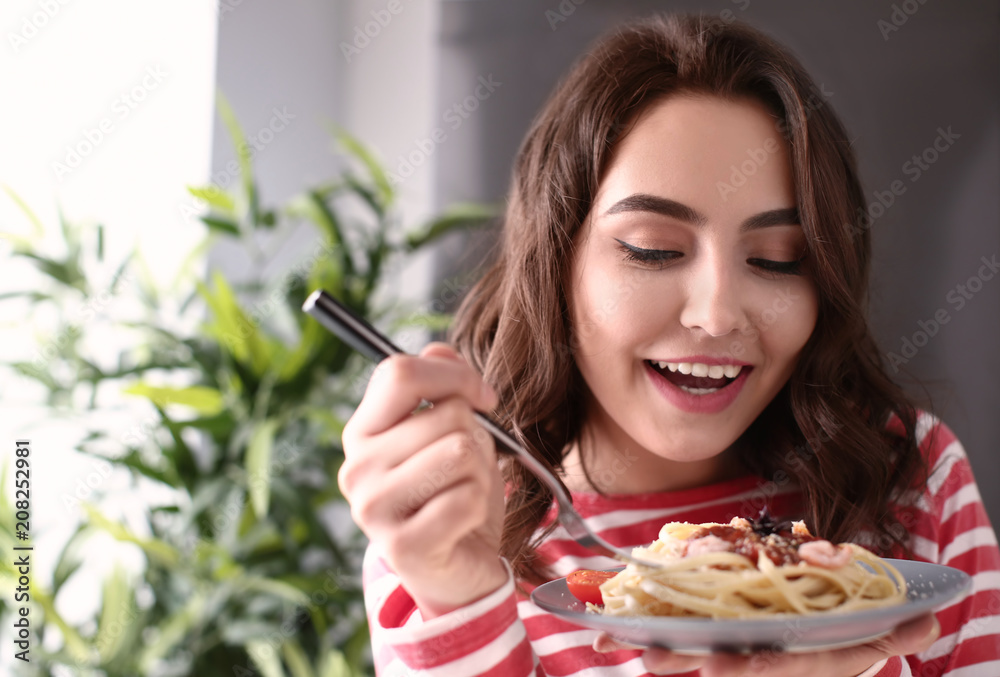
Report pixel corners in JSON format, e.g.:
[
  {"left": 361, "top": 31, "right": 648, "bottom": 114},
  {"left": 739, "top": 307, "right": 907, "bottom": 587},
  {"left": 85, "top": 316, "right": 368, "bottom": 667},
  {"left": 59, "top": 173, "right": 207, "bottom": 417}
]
[{"left": 678, "top": 257, "right": 749, "bottom": 338}]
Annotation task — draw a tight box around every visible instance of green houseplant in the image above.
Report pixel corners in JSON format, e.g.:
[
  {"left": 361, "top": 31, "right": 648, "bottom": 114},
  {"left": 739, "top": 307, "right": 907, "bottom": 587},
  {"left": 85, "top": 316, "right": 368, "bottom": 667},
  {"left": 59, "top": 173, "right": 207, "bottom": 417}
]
[{"left": 0, "top": 101, "right": 494, "bottom": 676}]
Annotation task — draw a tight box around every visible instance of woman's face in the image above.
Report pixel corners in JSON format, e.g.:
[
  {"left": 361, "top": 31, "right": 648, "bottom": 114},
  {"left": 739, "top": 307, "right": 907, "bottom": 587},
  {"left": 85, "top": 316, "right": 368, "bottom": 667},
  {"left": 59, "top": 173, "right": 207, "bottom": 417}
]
[{"left": 568, "top": 94, "right": 818, "bottom": 474}]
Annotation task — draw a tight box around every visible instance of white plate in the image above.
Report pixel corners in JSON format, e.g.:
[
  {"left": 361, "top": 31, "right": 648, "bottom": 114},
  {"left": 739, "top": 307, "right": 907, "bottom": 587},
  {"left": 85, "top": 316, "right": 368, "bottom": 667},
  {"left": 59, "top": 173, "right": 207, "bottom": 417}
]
[{"left": 530, "top": 559, "right": 970, "bottom": 654}]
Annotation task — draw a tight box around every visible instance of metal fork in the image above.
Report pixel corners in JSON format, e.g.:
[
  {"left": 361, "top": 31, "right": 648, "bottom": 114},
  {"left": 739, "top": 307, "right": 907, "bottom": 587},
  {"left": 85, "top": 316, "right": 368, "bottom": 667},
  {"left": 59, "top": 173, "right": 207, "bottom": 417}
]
[{"left": 302, "top": 289, "right": 663, "bottom": 570}]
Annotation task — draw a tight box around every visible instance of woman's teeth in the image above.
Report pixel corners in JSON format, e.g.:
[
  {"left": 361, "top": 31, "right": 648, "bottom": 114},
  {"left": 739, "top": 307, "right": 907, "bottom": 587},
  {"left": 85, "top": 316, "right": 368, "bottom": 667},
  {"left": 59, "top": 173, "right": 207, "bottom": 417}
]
[{"left": 652, "top": 361, "right": 743, "bottom": 379}]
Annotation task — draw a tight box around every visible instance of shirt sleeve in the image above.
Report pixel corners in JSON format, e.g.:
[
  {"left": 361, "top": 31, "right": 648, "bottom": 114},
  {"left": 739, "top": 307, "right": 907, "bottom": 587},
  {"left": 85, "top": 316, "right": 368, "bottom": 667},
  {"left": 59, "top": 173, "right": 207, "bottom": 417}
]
[
  {"left": 362, "top": 546, "right": 537, "bottom": 676},
  {"left": 901, "top": 414, "right": 1000, "bottom": 676}
]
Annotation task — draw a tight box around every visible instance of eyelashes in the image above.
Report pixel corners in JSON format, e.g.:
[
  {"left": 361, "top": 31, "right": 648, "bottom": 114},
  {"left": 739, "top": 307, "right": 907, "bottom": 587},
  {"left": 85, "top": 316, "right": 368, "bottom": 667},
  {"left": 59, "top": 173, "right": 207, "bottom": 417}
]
[
  {"left": 615, "top": 239, "right": 682, "bottom": 267},
  {"left": 614, "top": 239, "right": 806, "bottom": 277},
  {"left": 747, "top": 257, "right": 805, "bottom": 276}
]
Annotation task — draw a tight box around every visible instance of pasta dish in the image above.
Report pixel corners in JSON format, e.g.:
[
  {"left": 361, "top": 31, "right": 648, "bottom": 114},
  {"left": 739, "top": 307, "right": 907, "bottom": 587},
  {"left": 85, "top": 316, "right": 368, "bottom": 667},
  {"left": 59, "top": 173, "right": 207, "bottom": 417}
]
[{"left": 590, "top": 517, "right": 907, "bottom": 619}]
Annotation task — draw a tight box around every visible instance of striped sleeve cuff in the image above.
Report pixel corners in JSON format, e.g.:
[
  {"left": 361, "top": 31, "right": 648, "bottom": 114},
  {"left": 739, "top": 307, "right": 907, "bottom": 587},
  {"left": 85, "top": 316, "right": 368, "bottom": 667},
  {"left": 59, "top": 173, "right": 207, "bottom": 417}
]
[{"left": 378, "top": 559, "right": 527, "bottom": 671}]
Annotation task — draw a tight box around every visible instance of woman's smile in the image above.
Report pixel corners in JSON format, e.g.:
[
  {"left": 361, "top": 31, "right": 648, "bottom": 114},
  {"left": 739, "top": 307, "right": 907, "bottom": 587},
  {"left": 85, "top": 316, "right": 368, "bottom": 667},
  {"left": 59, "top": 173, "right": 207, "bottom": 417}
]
[{"left": 643, "top": 357, "right": 753, "bottom": 414}]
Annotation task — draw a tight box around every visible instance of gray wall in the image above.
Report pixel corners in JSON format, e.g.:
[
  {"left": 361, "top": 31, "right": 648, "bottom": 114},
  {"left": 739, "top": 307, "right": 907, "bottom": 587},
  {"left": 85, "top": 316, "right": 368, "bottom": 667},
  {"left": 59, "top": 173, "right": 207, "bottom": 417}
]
[
  {"left": 207, "top": 0, "right": 346, "bottom": 284},
  {"left": 208, "top": 0, "right": 441, "bottom": 329},
  {"left": 433, "top": 0, "right": 1000, "bottom": 526}
]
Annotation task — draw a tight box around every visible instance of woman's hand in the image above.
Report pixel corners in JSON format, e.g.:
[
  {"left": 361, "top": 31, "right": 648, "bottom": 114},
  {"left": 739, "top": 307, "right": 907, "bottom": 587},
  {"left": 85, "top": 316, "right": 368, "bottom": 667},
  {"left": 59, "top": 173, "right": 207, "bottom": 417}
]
[
  {"left": 340, "top": 343, "right": 508, "bottom": 619},
  {"left": 594, "top": 612, "right": 939, "bottom": 676}
]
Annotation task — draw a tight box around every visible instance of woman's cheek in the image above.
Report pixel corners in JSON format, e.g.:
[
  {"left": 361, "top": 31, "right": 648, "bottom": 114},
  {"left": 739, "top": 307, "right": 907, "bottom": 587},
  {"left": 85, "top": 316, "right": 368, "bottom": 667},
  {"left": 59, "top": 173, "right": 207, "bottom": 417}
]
[
  {"left": 573, "top": 269, "right": 645, "bottom": 349},
  {"left": 750, "top": 278, "right": 819, "bottom": 351}
]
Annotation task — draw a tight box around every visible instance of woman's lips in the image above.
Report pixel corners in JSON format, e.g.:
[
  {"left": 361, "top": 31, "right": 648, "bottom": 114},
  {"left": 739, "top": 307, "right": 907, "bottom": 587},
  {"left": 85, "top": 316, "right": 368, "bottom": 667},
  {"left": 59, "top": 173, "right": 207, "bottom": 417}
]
[{"left": 645, "top": 360, "right": 752, "bottom": 414}]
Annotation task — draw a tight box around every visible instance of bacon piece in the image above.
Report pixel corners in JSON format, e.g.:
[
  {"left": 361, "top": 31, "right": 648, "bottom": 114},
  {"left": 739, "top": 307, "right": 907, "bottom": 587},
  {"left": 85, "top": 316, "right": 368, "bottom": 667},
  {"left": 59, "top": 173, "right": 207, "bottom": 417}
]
[
  {"left": 798, "top": 540, "right": 853, "bottom": 568},
  {"left": 685, "top": 534, "right": 733, "bottom": 556}
]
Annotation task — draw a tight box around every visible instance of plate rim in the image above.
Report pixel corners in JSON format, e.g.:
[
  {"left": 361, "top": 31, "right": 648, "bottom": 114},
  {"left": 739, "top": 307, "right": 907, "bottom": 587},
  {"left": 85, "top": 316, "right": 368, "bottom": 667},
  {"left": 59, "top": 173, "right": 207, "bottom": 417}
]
[{"left": 529, "top": 558, "right": 971, "bottom": 653}]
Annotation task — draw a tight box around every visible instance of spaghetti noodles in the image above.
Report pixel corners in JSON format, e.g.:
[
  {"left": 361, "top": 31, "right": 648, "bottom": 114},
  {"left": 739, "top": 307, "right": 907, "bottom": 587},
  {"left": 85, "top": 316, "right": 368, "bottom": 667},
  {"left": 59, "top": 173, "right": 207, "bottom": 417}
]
[{"left": 592, "top": 517, "right": 907, "bottom": 619}]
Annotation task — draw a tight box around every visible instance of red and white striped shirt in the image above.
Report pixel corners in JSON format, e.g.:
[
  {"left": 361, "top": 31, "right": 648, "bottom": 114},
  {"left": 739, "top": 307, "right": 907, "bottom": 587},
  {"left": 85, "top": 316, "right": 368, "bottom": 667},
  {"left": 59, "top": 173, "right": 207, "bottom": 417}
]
[{"left": 363, "top": 413, "right": 1000, "bottom": 676}]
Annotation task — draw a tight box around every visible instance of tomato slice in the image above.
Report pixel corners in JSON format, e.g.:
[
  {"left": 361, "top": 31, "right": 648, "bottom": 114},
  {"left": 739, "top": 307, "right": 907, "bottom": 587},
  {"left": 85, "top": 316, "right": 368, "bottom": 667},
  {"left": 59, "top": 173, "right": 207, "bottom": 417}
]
[{"left": 566, "top": 569, "right": 617, "bottom": 605}]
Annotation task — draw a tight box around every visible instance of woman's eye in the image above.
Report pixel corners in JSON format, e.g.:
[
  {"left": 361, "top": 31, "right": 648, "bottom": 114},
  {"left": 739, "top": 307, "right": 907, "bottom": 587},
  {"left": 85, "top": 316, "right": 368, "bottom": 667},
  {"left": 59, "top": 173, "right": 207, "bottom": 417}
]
[
  {"left": 748, "top": 257, "right": 806, "bottom": 277},
  {"left": 615, "top": 239, "right": 682, "bottom": 268}
]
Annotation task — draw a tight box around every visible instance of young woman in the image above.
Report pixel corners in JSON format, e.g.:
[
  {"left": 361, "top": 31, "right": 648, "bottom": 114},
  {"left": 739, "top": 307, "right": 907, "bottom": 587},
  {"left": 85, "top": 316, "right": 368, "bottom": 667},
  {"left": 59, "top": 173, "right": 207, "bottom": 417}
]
[{"left": 339, "top": 14, "right": 1000, "bottom": 677}]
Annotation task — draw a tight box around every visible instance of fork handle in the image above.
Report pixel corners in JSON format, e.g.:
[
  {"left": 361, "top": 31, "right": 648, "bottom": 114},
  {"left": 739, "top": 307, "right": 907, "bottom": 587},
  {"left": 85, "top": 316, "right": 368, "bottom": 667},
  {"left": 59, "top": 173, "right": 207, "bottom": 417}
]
[{"left": 302, "top": 290, "right": 572, "bottom": 500}]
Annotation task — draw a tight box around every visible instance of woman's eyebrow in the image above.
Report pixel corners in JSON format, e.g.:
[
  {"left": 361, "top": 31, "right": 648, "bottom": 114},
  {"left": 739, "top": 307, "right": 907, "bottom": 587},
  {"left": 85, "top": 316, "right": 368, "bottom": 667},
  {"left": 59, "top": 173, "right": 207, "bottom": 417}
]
[
  {"left": 740, "top": 207, "right": 800, "bottom": 231},
  {"left": 603, "top": 193, "right": 799, "bottom": 231},
  {"left": 604, "top": 194, "right": 707, "bottom": 224}
]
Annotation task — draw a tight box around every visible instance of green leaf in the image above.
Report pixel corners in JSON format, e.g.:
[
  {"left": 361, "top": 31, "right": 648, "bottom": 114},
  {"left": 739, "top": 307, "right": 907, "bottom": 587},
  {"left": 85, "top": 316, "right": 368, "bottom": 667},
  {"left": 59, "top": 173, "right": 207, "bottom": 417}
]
[
  {"left": 51, "top": 523, "right": 89, "bottom": 594},
  {"left": 109, "top": 250, "right": 134, "bottom": 290},
  {"left": 168, "top": 235, "right": 215, "bottom": 298},
  {"left": 406, "top": 202, "right": 496, "bottom": 250},
  {"left": 246, "top": 419, "right": 279, "bottom": 519},
  {"left": 0, "top": 290, "right": 51, "bottom": 303},
  {"left": 179, "top": 409, "right": 238, "bottom": 439},
  {"left": 393, "top": 311, "right": 453, "bottom": 333},
  {"left": 33, "top": 587, "right": 93, "bottom": 664},
  {"left": 137, "top": 591, "right": 207, "bottom": 672},
  {"left": 216, "top": 93, "right": 252, "bottom": 192},
  {"left": 343, "top": 621, "right": 371, "bottom": 675},
  {"left": 95, "top": 567, "right": 133, "bottom": 664},
  {"left": 131, "top": 250, "right": 161, "bottom": 308},
  {"left": 241, "top": 575, "right": 311, "bottom": 607},
  {"left": 198, "top": 270, "right": 277, "bottom": 376},
  {"left": 303, "top": 244, "right": 344, "bottom": 309},
  {"left": 111, "top": 448, "right": 182, "bottom": 488},
  {"left": 10, "top": 360, "right": 62, "bottom": 391},
  {"left": 201, "top": 215, "right": 241, "bottom": 236},
  {"left": 122, "top": 383, "right": 225, "bottom": 415},
  {"left": 216, "top": 91, "right": 261, "bottom": 228},
  {"left": 317, "top": 649, "right": 353, "bottom": 677},
  {"left": 1, "top": 184, "right": 46, "bottom": 238},
  {"left": 14, "top": 250, "right": 88, "bottom": 292},
  {"left": 278, "top": 315, "right": 325, "bottom": 382},
  {"left": 342, "top": 172, "right": 384, "bottom": 220},
  {"left": 247, "top": 639, "right": 287, "bottom": 677},
  {"left": 331, "top": 126, "right": 393, "bottom": 210},
  {"left": 84, "top": 504, "right": 180, "bottom": 567},
  {"left": 155, "top": 405, "right": 200, "bottom": 487},
  {"left": 304, "top": 192, "right": 352, "bottom": 277},
  {"left": 304, "top": 407, "right": 346, "bottom": 443},
  {"left": 220, "top": 619, "right": 280, "bottom": 645},
  {"left": 188, "top": 185, "right": 237, "bottom": 215},
  {"left": 282, "top": 639, "right": 315, "bottom": 677}
]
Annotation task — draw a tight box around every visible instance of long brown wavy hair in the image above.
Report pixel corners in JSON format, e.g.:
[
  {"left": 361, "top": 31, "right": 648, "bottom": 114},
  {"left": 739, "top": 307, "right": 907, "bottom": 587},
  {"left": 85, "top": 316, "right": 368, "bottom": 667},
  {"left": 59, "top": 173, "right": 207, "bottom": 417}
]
[{"left": 449, "top": 13, "right": 925, "bottom": 585}]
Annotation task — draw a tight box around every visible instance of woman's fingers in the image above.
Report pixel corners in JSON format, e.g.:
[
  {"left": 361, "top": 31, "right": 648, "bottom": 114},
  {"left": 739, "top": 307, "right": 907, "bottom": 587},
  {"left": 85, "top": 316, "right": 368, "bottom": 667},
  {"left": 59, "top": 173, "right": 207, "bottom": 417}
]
[
  {"left": 347, "top": 426, "right": 496, "bottom": 538},
  {"left": 593, "top": 633, "right": 706, "bottom": 675},
  {"left": 887, "top": 613, "right": 941, "bottom": 653},
  {"left": 822, "top": 613, "right": 939, "bottom": 677},
  {"left": 642, "top": 647, "right": 709, "bottom": 675},
  {"left": 595, "top": 615, "right": 939, "bottom": 677},
  {"left": 340, "top": 396, "right": 484, "bottom": 496},
  {"left": 593, "top": 632, "right": 645, "bottom": 653},
  {"left": 345, "top": 343, "right": 496, "bottom": 439},
  {"left": 698, "top": 613, "right": 940, "bottom": 677},
  {"left": 393, "top": 474, "right": 494, "bottom": 557},
  {"left": 335, "top": 342, "right": 508, "bottom": 617}
]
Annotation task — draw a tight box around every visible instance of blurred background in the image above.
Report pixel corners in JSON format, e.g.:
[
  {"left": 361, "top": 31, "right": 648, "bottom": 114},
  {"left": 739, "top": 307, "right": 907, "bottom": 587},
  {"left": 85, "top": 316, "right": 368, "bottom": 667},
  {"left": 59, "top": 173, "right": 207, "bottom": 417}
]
[{"left": 0, "top": 0, "right": 996, "bottom": 675}]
